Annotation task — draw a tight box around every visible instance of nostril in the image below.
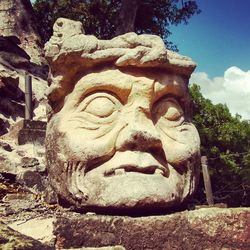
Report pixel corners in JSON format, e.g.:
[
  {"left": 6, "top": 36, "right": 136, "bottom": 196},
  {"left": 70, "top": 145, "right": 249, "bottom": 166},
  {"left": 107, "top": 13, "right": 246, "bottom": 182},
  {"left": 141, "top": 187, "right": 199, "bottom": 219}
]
[
  {"left": 129, "top": 143, "right": 136, "bottom": 150},
  {"left": 147, "top": 148, "right": 160, "bottom": 155},
  {"left": 133, "top": 134, "right": 138, "bottom": 140},
  {"left": 116, "top": 124, "right": 162, "bottom": 152},
  {"left": 147, "top": 148, "right": 167, "bottom": 165}
]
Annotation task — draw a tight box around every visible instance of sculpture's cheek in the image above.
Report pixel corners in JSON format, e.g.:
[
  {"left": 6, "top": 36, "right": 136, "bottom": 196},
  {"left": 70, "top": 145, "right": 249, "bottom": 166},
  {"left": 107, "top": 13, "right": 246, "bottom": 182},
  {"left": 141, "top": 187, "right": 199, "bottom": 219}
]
[
  {"left": 52, "top": 112, "right": 125, "bottom": 161},
  {"left": 65, "top": 128, "right": 119, "bottom": 159},
  {"left": 157, "top": 122, "right": 200, "bottom": 165}
]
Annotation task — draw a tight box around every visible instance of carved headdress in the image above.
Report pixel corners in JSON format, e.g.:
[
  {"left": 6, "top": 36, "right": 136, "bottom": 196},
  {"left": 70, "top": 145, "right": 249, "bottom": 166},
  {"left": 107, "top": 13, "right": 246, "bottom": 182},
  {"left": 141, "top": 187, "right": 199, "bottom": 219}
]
[{"left": 45, "top": 18, "right": 196, "bottom": 110}]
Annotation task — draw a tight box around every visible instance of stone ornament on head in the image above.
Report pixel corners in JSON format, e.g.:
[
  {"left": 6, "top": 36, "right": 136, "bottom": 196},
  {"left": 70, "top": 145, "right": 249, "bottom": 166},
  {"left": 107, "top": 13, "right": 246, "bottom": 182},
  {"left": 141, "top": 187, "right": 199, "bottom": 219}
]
[{"left": 45, "top": 18, "right": 200, "bottom": 213}]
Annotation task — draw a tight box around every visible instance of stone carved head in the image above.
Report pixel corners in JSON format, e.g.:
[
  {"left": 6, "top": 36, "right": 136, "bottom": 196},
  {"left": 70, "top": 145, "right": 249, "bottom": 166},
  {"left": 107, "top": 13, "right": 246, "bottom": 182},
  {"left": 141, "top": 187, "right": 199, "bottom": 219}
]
[{"left": 45, "top": 18, "right": 200, "bottom": 212}]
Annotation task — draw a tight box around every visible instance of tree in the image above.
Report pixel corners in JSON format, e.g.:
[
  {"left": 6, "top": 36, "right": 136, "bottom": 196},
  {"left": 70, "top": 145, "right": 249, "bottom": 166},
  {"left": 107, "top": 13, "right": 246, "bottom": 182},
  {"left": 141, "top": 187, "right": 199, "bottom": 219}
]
[
  {"left": 32, "top": 0, "right": 201, "bottom": 50},
  {"left": 190, "top": 84, "right": 250, "bottom": 207},
  {"left": 114, "top": 0, "right": 140, "bottom": 36}
]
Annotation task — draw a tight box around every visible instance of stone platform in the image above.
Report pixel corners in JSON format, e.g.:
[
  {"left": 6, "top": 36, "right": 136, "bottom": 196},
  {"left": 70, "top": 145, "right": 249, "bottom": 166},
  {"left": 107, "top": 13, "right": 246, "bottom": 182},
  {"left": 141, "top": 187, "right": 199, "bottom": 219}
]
[{"left": 52, "top": 207, "right": 250, "bottom": 250}]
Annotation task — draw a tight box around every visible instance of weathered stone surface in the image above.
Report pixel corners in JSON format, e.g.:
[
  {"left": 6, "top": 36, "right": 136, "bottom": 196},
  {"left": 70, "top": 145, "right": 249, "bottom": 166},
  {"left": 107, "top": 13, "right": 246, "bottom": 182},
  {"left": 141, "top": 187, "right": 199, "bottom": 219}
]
[
  {"left": 8, "top": 217, "right": 56, "bottom": 246},
  {"left": 18, "top": 127, "right": 46, "bottom": 145},
  {"left": 0, "top": 140, "right": 12, "bottom": 151},
  {"left": 16, "top": 170, "right": 45, "bottom": 192},
  {"left": 0, "top": 117, "right": 8, "bottom": 135},
  {"left": 0, "top": 66, "right": 25, "bottom": 121},
  {"left": 18, "top": 156, "right": 39, "bottom": 168},
  {"left": 0, "top": 184, "right": 59, "bottom": 226},
  {"left": 0, "top": 63, "right": 23, "bottom": 100},
  {"left": 0, "top": 35, "right": 30, "bottom": 60},
  {"left": 0, "top": 149, "right": 18, "bottom": 174},
  {"left": 0, "top": 35, "right": 48, "bottom": 80},
  {"left": 62, "top": 246, "right": 125, "bottom": 250},
  {"left": 0, "top": 0, "right": 45, "bottom": 65},
  {"left": 18, "top": 120, "right": 47, "bottom": 145},
  {"left": 2, "top": 192, "right": 35, "bottom": 203},
  {"left": 21, "top": 119, "right": 47, "bottom": 130},
  {"left": 2, "top": 192, "right": 48, "bottom": 218},
  {"left": 45, "top": 18, "right": 200, "bottom": 212},
  {"left": 0, "top": 141, "right": 46, "bottom": 195},
  {"left": 0, "top": 221, "right": 52, "bottom": 250},
  {"left": 43, "top": 184, "right": 58, "bottom": 205},
  {"left": 53, "top": 208, "right": 250, "bottom": 250}
]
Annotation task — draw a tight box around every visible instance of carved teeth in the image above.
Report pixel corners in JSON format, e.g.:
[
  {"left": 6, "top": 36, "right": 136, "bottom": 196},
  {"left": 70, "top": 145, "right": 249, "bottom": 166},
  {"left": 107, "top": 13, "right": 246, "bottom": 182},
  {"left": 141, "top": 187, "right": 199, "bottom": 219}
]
[
  {"left": 105, "top": 167, "right": 166, "bottom": 177},
  {"left": 104, "top": 169, "right": 114, "bottom": 177},
  {"left": 155, "top": 169, "right": 164, "bottom": 175},
  {"left": 114, "top": 169, "right": 126, "bottom": 175}
]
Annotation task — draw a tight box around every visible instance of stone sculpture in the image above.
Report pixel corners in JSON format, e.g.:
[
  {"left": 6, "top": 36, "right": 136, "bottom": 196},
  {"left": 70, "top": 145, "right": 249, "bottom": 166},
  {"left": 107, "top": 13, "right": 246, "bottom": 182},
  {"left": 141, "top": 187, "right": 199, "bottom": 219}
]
[{"left": 45, "top": 18, "right": 200, "bottom": 212}]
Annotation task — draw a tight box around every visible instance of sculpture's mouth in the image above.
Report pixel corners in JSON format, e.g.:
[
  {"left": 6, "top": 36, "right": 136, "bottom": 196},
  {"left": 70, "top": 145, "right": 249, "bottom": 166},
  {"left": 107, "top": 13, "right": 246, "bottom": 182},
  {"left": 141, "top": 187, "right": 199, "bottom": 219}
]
[
  {"left": 82, "top": 151, "right": 169, "bottom": 178},
  {"left": 104, "top": 165, "right": 168, "bottom": 177}
]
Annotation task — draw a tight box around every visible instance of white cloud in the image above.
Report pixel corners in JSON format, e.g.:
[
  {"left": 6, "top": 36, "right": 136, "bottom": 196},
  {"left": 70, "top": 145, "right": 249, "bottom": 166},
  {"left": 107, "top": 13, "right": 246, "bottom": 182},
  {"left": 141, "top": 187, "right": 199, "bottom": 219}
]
[{"left": 190, "top": 66, "right": 250, "bottom": 120}]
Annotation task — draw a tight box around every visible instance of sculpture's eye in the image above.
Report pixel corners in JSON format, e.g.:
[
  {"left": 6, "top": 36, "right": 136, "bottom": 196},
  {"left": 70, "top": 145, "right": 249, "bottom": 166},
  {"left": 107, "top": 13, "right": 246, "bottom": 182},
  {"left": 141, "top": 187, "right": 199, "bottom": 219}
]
[
  {"left": 78, "top": 92, "right": 121, "bottom": 118},
  {"left": 153, "top": 97, "right": 184, "bottom": 125},
  {"left": 84, "top": 97, "right": 116, "bottom": 117}
]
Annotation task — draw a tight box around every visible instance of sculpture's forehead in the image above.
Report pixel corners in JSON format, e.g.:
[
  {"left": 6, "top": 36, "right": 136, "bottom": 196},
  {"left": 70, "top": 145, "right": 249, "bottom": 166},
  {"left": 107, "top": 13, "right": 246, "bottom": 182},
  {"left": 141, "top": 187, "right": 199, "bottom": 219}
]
[{"left": 73, "top": 68, "right": 187, "bottom": 102}]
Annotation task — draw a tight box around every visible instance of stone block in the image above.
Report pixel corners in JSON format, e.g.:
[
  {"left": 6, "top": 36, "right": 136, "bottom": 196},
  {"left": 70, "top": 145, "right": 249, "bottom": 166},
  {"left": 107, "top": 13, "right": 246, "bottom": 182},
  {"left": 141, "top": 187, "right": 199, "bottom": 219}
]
[
  {"left": 8, "top": 217, "right": 56, "bottom": 246},
  {"left": 18, "top": 120, "right": 46, "bottom": 145},
  {"left": 0, "top": 221, "right": 52, "bottom": 250},
  {"left": 23, "top": 120, "right": 47, "bottom": 130},
  {"left": 53, "top": 208, "right": 250, "bottom": 250},
  {"left": 16, "top": 170, "right": 44, "bottom": 192}
]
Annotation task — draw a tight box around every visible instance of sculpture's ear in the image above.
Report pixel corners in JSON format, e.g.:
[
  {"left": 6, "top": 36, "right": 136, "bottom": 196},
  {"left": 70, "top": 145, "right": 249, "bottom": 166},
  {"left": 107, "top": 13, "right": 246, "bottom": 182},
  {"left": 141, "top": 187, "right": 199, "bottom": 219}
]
[
  {"left": 185, "top": 94, "right": 193, "bottom": 121},
  {"left": 182, "top": 78, "right": 193, "bottom": 121}
]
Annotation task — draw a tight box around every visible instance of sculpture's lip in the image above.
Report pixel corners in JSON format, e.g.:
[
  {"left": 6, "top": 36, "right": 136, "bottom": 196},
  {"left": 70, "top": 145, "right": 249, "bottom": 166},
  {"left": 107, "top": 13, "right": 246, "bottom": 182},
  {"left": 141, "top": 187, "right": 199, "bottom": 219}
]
[
  {"left": 104, "top": 164, "right": 168, "bottom": 177},
  {"left": 83, "top": 151, "right": 169, "bottom": 177}
]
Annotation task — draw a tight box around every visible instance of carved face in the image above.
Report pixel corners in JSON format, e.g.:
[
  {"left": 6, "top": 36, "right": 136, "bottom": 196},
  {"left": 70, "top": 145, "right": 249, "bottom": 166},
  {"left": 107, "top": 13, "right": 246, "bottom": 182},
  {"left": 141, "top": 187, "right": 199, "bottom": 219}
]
[{"left": 46, "top": 68, "right": 200, "bottom": 211}]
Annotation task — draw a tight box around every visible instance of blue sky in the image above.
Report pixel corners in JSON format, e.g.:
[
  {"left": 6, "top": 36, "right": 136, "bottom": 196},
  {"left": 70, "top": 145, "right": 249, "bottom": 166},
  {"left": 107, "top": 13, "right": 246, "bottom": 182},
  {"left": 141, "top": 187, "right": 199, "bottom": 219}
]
[
  {"left": 169, "top": 0, "right": 250, "bottom": 78},
  {"left": 169, "top": 0, "right": 250, "bottom": 119}
]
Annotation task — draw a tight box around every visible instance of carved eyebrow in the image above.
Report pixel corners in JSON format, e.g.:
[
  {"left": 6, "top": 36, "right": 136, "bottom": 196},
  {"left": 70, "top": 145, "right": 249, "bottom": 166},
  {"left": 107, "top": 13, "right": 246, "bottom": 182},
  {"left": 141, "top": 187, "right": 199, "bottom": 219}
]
[
  {"left": 75, "top": 81, "right": 131, "bottom": 105},
  {"left": 153, "top": 93, "right": 185, "bottom": 110},
  {"left": 151, "top": 77, "right": 189, "bottom": 115},
  {"left": 77, "top": 90, "right": 122, "bottom": 109},
  {"left": 153, "top": 82, "right": 187, "bottom": 105}
]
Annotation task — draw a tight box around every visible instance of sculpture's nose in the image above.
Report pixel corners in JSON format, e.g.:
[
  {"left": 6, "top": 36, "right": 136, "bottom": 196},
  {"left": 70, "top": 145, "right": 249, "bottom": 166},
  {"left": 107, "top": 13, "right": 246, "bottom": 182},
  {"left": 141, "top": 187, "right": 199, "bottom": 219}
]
[{"left": 116, "top": 106, "right": 162, "bottom": 152}]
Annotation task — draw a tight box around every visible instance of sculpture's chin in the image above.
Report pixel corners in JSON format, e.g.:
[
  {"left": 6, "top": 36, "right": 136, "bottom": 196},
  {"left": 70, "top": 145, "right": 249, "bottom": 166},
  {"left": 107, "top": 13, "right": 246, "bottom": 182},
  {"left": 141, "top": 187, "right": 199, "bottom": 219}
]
[{"left": 74, "top": 172, "right": 193, "bottom": 210}]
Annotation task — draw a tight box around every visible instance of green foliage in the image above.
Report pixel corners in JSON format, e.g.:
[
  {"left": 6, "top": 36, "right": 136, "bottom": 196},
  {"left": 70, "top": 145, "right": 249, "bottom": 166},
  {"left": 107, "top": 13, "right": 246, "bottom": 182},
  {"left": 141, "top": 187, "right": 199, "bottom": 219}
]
[
  {"left": 32, "top": 0, "right": 200, "bottom": 49},
  {"left": 190, "top": 84, "right": 250, "bottom": 207}
]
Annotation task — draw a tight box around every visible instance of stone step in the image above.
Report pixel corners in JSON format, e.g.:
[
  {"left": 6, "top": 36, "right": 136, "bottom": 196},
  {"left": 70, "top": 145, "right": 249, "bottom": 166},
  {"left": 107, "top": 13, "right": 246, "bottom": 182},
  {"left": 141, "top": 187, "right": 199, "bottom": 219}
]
[{"left": 52, "top": 207, "right": 250, "bottom": 250}]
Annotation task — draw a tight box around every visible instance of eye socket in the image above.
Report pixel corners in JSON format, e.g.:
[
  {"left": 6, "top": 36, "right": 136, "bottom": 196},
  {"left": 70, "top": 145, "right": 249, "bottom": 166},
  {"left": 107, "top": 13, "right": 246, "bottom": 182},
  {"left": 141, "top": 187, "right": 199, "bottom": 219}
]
[
  {"left": 84, "top": 97, "right": 116, "bottom": 117},
  {"left": 78, "top": 92, "right": 121, "bottom": 118},
  {"left": 153, "top": 97, "right": 184, "bottom": 122}
]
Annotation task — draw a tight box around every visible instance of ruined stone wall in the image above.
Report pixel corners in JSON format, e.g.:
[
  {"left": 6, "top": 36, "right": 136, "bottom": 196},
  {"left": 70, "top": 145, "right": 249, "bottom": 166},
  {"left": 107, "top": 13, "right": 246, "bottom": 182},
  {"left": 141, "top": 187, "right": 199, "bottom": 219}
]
[{"left": 0, "top": 0, "right": 45, "bottom": 65}]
